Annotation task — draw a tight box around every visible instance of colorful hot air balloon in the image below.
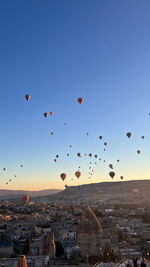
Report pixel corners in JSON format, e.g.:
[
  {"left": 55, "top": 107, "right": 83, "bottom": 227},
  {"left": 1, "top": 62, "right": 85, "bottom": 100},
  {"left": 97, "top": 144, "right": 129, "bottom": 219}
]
[
  {"left": 50, "top": 111, "right": 53, "bottom": 116},
  {"left": 54, "top": 159, "right": 57, "bottom": 162},
  {"left": 109, "top": 171, "right": 115, "bottom": 179},
  {"left": 126, "top": 132, "right": 132, "bottom": 138},
  {"left": 44, "top": 112, "right": 48, "bottom": 117},
  {"left": 109, "top": 164, "right": 113, "bottom": 169},
  {"left": 60, "top": 173, "right": 66, "bottom": 181},
  {"left": 75, "top": 171, "right": 81, "bottom": 178},
  {"left": 25, "top": 94, "right": 30, "bottom": 101},
  {"left": 133, "top": 188, "right": 139, "bottom": 195},
  {"left": 22, "top": 195, "right": 29, "bottom": 204},
  {"left": 78, "top": 97, "right": 83, "bottom": 104}
]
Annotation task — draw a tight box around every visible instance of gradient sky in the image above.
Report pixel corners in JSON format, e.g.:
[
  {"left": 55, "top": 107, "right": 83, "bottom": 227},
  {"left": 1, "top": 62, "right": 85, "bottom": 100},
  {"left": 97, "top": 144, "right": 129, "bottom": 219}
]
[{"left": 0, "top": 0, "right": 150, "bottom": 190}]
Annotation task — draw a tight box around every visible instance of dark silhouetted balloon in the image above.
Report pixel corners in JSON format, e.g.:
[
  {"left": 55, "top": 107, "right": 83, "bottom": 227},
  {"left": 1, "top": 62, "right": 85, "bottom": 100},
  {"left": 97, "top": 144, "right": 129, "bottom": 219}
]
[
  {"left": 25, "top": 94, "right": 30, "bottom": 101},
  {"left": 99, "top": 136, "right": 102, "bottom": 140},
  {"left": 60, "top": 173, "right": 66, "bottom": 181},
  {"left": 109, "top": 171, "right": 115, "bottom": 179},
  {"left": 137, "top": 150, "right": 141, "bottom": 154},
  {"left": 44, "top": 113, "right": 48, "bottom": 118},
  {"left": 126, "top": 132, "right": 132, "bottom": 138},
  {"left": 120, "top": 176, "right": 124, "bottom": 180}
]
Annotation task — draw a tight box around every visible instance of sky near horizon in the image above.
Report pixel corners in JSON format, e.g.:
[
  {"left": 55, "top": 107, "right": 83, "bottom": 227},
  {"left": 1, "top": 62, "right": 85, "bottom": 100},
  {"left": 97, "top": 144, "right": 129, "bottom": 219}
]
[{"left": 0, "top": 0, "right": 150, "bottom": 191}]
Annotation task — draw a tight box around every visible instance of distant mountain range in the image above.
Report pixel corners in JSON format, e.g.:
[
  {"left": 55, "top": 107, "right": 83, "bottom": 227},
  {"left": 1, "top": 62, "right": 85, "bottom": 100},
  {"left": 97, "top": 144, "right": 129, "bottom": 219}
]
[
  {"left": 0, "top": 189, "right": 62, "bottom": 200},
  {"left": 34, "top": 180, "right": 150, "bottom": 202},
  {"left": 0, "top": 180, "right": 150, "bottom": 202}
]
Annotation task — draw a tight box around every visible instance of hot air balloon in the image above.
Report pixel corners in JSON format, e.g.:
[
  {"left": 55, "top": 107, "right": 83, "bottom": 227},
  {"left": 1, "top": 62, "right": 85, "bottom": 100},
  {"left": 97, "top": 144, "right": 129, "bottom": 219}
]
[
  {"left": 120, "top": 176, "right": 124, "bottom": 180},
  {"left": 77, "top": 153, "right": 81, "bottom": 157},
  {"left": 109, "top": 164, "right": 113, "bottom": 169},
  {"left": 44, "top": 112, "right": 48, "bottom": 118},
  {"left": 14, "top": 175, "right": 16, "bottom": 177},
  {"left": 22, "top": 195, "right": 29, "bottom": 204},
  {"left": 60, "top": 173, "right": 66, "bottom": 181},
  {"left": 78, "top": 97, "right": 83, "bottom": 104},
  {"left": 90, "top": 162, "right": 91, "bottom": 164},
  {"left": 95, "top": 162, "right": 97, "bottom": 164},
  {"left": 9, "top": 179, "right": 11, "bottom": 182},
  {"left": 104, "top": 149, "right": 106, "bottom": 151},
  {"left": 75, "top": 171, "right": 81, "bottom": 178},
  {"left": 89, "top": 153, "right": 92, "bottom": 157},
  {"left": 69, "top": 145, "right": 72, "bottom": 148},
  {"left": 137, "top": 150, "right": 141, "bottom": 154},
  {"left": 56, "top": 155, "right": 59, "bottom": 158},
  {"left": 99, "top": 136, "right": 102, "bottom": 140},
  {"left": 86, "top": 133, "right": 89, "bottom": 136},
  {"left": 54, "top": 159, "right": 57, "bottom": 162},
  {"left": 51, "top": 132, "right": 54, "bottom": 135},
  {"left": 64, "top": 122, "right": 67, "bottom": 126},
  {"left": 84, "top": 153, "right": 87, "bottom": 156},
  {"left": 6, "top": 182, "right": 8, "bottom": 185},
  {"left": 126, "top": 132, "right": 132, "bottom": 138},
  {"left": 25, "top": 94, "right": 30, "bottom": 101},
  {"left": 133, "top": 188, "right": 139, "bottom": 195},
  {"left": 89, "top": 167, "right": 91, "bottom": 169},
  {"left": 67, "top": 153, "right": 69, "bottom": 156},
  {"left": 21, "top": 165, "right": 23, "bottom": 168},
  {"left": 3, "top": 168, "right": 5, "bottom": 171},
  {"left": 99, "top": 158, "right": 101, "bottom": 160},
  {"left": 141, "top": 136, "right": 144, "bottom": 139},
  {"left": 50, "top": 111, "right": 53, "bottom": 116},
  {"left": 94, "top": 154, "right": 98, "bottom": 158},
  {"left": 78, "top": 166, "right": 80, "bottom": 169},
  {"left": 109, "top": 171, "right": 115, "bottom": 179},
  {"left": 117, "top": 159, "right": 120, "bottom": 162},
  {"left": 104, "top": 142, "right": 107, "bottom": 146},
  {"left": 104, "top": 160, "right": 106, "bottom": 162}
]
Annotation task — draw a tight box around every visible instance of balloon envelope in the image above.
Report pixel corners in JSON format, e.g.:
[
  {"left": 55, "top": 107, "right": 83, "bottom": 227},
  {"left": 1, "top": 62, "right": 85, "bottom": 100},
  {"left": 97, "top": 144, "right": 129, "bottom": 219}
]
[
  {"left": 78, "top": 97, "right": 83, "bottom": 104},
  {"left": 25, "top": 95, "right": 30, "bottom": 101},
  {"left": 22, "top": 195, "right": 29, "bottom": 204},
  {"left": 60, "top": 173, "right": 66, "bottom": 181},
  {"left": 75, "top": 171, "right": 81, "bottom": 178},
  {"left": 109, "top": 171, "right": 115, "bottom": 179}
]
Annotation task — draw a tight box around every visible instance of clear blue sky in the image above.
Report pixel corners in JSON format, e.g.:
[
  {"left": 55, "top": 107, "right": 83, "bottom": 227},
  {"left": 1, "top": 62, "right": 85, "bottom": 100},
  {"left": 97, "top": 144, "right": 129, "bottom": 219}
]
[{"left": 0, "top": 0, "right": 150, "bottom": 190}]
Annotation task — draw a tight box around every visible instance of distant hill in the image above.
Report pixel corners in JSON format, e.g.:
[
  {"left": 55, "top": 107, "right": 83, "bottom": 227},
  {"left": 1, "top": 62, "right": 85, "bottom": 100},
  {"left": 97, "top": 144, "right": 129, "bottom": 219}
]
[
  {"left": 0, "top": 189, "right": 62, "bottom": 200},
  {"left": 37, "top": 180, "right": 150, "bottom": 202}
]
